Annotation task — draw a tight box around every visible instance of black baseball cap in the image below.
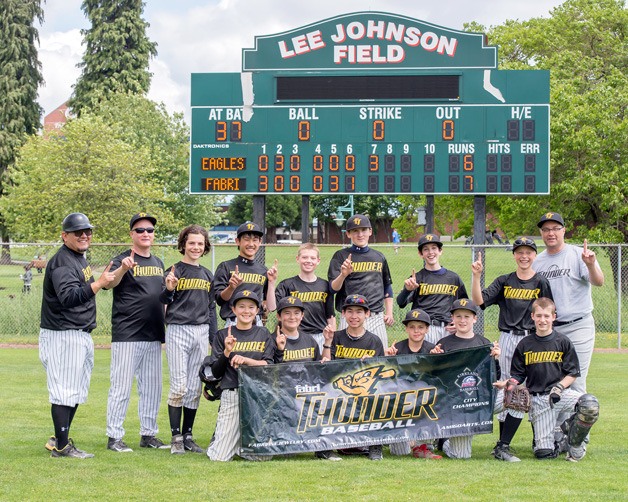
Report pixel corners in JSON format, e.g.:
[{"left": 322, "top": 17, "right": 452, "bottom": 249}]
[
  {"left": 512, "top": 237, "right": 537, "bottom": 253},
  {"left": 130, "top": 212, "right": 157, "bottom": 230},
  {"left": 402, "top": 309, "right": 431, "bottom": 326},
  {"left": 537, "top": 212, "right": 565, "bottom": 228},
  {"left": 236, "top": 222, "right": 264, "bottom": 238},
  {"left": 346, "top": 214, "right": 371, "bottom": 231},
  {"left": 451, "top": 298, "right": 478, "bottom": 315},
  {"left": 418, "top": 233, "right": 443, "bottom": 251},
  {"left": 230, "top": 289, "right": 261, "bottom": 308},
  {"left": 342, "top": 294, "right": 370, "bottom": 311},
  {"left": 276, "top": 296, "right": 305, "bottom": 314}
]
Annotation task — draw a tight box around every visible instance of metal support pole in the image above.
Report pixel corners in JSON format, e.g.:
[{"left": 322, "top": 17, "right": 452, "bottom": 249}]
[
  {"left": 252, "top": 195, "right": 266, "bottom": 264},
  {"left": 425, "top": 196, "right": 435, "bottom": 233},
  {"left": 301, "top": 195, "right": 310, "bottom": 243},
  {"left": 473, "top": 196, "right": 486, "bottom": 336}
]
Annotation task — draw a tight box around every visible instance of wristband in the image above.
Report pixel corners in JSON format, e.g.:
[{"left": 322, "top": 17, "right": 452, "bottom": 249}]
[{"left": 323, "top": 345, "right": 331, "bottom": 349}]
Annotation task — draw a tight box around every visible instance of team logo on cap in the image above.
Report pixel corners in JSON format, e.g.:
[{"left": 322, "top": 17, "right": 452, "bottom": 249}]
[
  {"left": 242, "top": 290, "right": 251, "bottom": 297},
  {"left": 138, "top": 212, "right": 147, "bottom": 218},
  {"left": 412, "top": 311, "right": 420, "bottom": 319},
  {"left": 352, "top": 217, "right": 362, "bottom": 226},
  {"left": 425, "top": 234, "right": 434, "bottom": 241},
  {"left": 246, "top": 223, "right": 255, "bottom": 230},
  {"left": 349, "top": 295, "right": 366, "bottom": 304},
  {"left": 459, "top": 299, "right": 469, "bottom": 306},
  {"left": 545, "top": 212, "right": 555, "bottom": 219},
  {"left": 287, "top": 297, "right": 296, "bottom": 304}
]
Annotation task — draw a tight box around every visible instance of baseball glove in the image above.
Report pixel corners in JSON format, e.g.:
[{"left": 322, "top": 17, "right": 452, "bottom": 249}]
[{"left": 503, "top": 384, "right": 531, "bottom": 413}]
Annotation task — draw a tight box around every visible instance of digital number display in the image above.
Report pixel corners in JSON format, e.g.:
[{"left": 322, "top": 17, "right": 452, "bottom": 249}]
[{"left": 191, "top": 103, "right": 549, "bottom": 194}]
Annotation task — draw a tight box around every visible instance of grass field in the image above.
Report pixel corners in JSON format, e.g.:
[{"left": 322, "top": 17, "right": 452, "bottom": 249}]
[
  {"left": 0, "top": 349, "right": 626, "bottom": 501},
  {"left": 1, "top": 242, "right": 626, "bottom": 348}
]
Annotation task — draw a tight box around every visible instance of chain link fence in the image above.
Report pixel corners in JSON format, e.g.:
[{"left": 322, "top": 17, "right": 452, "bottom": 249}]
[{"left": 1, "top": 242, "right": 625, "bottom": 348}]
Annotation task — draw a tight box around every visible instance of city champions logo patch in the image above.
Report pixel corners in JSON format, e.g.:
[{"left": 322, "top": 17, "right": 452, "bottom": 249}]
[
  {"left": 294, "top": 364, "right": 438, "bottom": 435},
  {"left": 455, "top": 367, "right": 482, "bottom": 396}
]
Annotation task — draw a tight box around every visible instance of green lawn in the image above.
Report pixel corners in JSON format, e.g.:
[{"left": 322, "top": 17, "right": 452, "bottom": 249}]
[{"left": 0, "top": 349, "right": 625, "bottom": 501}]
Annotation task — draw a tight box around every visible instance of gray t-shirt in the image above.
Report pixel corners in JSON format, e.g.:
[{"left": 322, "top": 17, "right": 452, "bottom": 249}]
[{"left": 533, "top": 244, "right": 593, "bottom": 322}]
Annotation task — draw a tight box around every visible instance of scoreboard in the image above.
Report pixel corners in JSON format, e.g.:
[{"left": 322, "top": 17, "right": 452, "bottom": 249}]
[{"left": 190, "top": 13, "right": 550, "bottom": 195}]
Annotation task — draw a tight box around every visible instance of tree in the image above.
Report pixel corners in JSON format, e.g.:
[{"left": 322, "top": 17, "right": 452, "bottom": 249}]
[
  {"left": 89, "top": 93, "right": 223, "bottom": 235},
  {"left": 0, "top": 0, "right": 43, "bottom": 260},
  {"left": 0, "top": 115, "right": 170, "bottom": 242},
  {"left": 69, "top": 0, "right": 157, "bottom": 115},
  {"left": 227, "top": 195, "right": 301, "bottom": 243}
]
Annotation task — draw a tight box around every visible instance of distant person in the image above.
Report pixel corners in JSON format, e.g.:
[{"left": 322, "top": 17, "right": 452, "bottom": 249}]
[
  {"left": 392, "top": 228, "right": 401, "bottom": 254},
  {"left": 21, "top": 265, "right": 33, "bottom": 293}
]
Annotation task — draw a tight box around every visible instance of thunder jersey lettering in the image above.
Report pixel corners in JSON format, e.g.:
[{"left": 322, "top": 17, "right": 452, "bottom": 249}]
[
  {"left": 161, "top": 261, "right": 215, "bottom": 326},
  {"left": 275, "top": 276, "right": 334, "bottom": 334},
  {"left": 397, "top": 268, "right": 468, "bottom": 323},
  {"left": 280, "top": 334, "right": 321, "bottom": 363},
  {"left": 331, "top": 329, "right": 384, "bottom": 360},
  {"left": 510, "top": 331, "right": 580, "bottom": 393},
  {"left": 480, "top": 272, "right": 553, "bottom": 332},
  {"left": 214, "top": 256, "right": 268, "bottom": 320}
]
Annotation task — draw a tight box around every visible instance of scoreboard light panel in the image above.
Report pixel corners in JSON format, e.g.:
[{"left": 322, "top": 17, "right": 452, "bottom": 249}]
[{"left": 190, "top": 103, "right": 549, "bottom": 195}]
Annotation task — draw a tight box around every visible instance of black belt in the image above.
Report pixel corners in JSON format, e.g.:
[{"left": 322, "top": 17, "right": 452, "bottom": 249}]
[
  {"left": 554, "top": 316, "right": 585, "bottom": 327},
  {"left": 530, "top": 391, "right": 549, "bottom": 396},
  {"left": 506, "top": 329, "right": 534, "bottom": 336}
]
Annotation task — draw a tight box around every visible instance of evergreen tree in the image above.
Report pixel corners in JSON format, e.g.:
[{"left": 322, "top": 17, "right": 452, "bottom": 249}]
[
  {"left": 69, "top": 0, "right": 157, "bottom": 115},
  {"left": 0, "top": 0, "right": 43, "bottom": 259}
]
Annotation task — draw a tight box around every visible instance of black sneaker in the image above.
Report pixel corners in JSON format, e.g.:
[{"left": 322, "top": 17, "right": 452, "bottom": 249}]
[
  {"left": 51, "top": 443, "right": 94, "bottom": 458},
  {"left": 315, "top": 450, "right": 342, "bottom": 461},
  {"left": 368, "top": 445, "right": 383, "bottom": 461},
  {"left": 140, "top": 436, "right": 170, "bottom": 449},
  {"left": 107, "top": 437, "right": 133, "bottom": 452},
  {"left": 493, "top": 444, "right": 521, "bottom": 462},
  {"left": 44, "top": 436, "right": 56, "bottom": 451},
  {"left": 183, "top": 434, "right": 203, "bottom": 453}
]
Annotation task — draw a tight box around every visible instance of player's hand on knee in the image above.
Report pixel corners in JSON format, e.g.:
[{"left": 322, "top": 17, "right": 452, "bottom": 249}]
[{"left": 549, "top": 383, "right": 564, "bottom": 408}]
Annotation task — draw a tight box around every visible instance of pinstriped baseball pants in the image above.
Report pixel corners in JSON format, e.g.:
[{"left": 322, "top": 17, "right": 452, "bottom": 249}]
[
  {"left": 106, "top": 341, "right": 163, "bottom": 439},
  {"left": 165, "top": 324, "right": 208, "bottom": 408},
  {"left": 39, "top": 328, "right": 94, "bottom": 406}
]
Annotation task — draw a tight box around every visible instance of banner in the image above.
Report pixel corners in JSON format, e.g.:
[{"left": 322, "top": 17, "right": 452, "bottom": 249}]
[{"left": 239, "top": 346, "right": 496, "bottom": 455}]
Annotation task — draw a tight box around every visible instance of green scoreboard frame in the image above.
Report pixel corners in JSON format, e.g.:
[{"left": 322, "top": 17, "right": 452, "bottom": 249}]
[{"left": 190, "top": 12, "right": 550, "bottom": 195}]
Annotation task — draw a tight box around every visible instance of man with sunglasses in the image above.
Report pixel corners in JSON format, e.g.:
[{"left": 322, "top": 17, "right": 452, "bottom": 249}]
[
  {"left": 40, "top": 212, "right": 116, "bottom": 458},
  {"left": 533, "top": 212, "right": 604, "bottom": 395},
  {"left": 104, "top": 213, "right": 170, "bottom": 453}
]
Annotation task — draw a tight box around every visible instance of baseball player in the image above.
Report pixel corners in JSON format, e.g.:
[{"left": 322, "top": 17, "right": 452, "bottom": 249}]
[
  {"left": 396, "top": 233, "right": 468, "bottom": 345},
  {"left": 105, "top": 213, "right": 169, "bottom": 452},
  {"left": 205, "top": 290, "right": 275, "bottom": 461},
  {"left": 328, "top": 214, "right": 394, "bottom": 348},
  {"left": 494, "top": 297, "right": 599, "bottom": 461},
  {"left": 471, "top": 237, "right": 553, "bottom": 462},
  {"left": 386, "top": 309, "right": 441, "bottom": 459},
  {"left": 322, "top": 294, "right": 385, "bottom": 461},
  {"left": 213, "top": 222, "right": 278, "bottom": 326},
  {"left": 430, "top": 299, "right": 501, "bottom": 459},
  {"left": 534, "top": 212, "right": 604, "bottom": 394},
  {"left": 40, "top": 212, "right": 116, "bottom": 458},
  {"left": 275, "top": 243, "right": 335, "bottom": 352},
  {"left": 160, "top": 224, "right": 217, "bottom": 454}
]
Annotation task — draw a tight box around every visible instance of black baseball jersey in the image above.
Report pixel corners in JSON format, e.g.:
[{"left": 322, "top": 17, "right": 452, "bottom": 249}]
[
  {"left": 331, "top": 329, "right": 384, "bottom": 360},
  {"left": 110, "top": 250, "right": 165, "bottom": 343},
  {"left": 159, "top": 261, "right": 216, "bottom": 334},
  {"left": 275, "top": 333, "right": 322, "bottom": 363},
  {"left": 480, "top": 272, "right": 553, "bottom": 332},
  {"left": 213, "top": 256, "right": 268, "bottom": 320},
  {"left": 275, "top": 276, "right": 334, "bottom": 334},
  {"left": 392, "top": 339, "right": 436, "bottom": 355},
  {"left": 510, "top": 331, "right": 580, "bottom": 394},
  {"left": 328, "top": 246, "right": 392, "bottom": 313},
  {"left": 209, "top": 325, "right": 275, "bottom": 389},
  {"left": 396, "top": 267, "right": 468, "bottom": 323},
  {"left": 437, "top": 333, "right": 501, "bottom": 379},
  {"left": 40, "top": 244, "right": 96, "bottom": 331}
]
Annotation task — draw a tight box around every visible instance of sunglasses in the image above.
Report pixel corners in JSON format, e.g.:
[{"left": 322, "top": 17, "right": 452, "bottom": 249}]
[
  {"left": 71, "top": 229, "right": 93, "bottom": 237},
  {"left": 132, "top": 227, "right": 155, "bottom": 234}
]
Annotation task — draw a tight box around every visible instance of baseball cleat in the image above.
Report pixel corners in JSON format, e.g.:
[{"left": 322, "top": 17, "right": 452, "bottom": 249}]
[
  {"left": 44, "top": 436, "right": 56, "bottom": 451},
  {"left": 492, "top": 444, "right": 521, "bottom": 462},
  {"left": 315, "top": 450, "right": 342, "bottom": 461},
  {"left": 107, "top": 437, "right": 133, "bottom": 452},
  {"left": 51, "top": 442, "right": 94, "bottom": 459},
  {"left": 140, "top": 435, "right": 170, "bottom": 449},
  {"left": 412, "top": 444, "right": 442, "bottom": 459},
  {"left": 368, "top": 445, "right": 383, "bottom": 461},
  {"left": 170, "top": 434, "right": 185, "bottom": 455},
  {"left": 183, "top": 434, "right": 204, "bottom": 453}
]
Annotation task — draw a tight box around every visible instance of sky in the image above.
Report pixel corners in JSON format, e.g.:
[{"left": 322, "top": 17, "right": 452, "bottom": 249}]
[{"left": 36, "top": 0, "right": 566, "bottom": 121}]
